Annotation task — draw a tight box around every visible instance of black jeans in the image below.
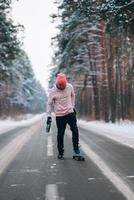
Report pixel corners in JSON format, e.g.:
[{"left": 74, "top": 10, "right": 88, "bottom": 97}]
[{"left": 56, "top": 112, "right": 79, "bottom": 155}]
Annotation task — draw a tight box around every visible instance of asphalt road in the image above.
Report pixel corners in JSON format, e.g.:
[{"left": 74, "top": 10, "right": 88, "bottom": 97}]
[{"left": 0, "top": 119, "right": 134, "bottom": 200}]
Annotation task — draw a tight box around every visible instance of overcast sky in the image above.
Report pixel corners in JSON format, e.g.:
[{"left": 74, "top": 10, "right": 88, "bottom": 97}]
[{"left": 11, "top": 0, "right": 58, "bottom": 90}]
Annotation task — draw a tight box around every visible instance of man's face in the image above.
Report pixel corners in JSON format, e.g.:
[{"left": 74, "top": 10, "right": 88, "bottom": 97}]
[{"left": 56, "top": 83, "right": 66, "bottom": 90}]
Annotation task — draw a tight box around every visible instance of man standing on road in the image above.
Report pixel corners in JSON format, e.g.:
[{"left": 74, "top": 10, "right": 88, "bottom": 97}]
[{"left": 46, "top": 73, "right": 82, "bottom": 159}]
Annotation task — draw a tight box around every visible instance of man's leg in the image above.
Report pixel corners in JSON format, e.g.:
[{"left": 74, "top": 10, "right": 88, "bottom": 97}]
[
  {"left": 56, "top": 116, "right": 66, "bottom": 156},
  {"left": 67, "top": 113, "right": 79, "bottom": 152}
]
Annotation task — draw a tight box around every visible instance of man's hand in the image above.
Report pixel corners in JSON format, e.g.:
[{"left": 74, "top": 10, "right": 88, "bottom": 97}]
[
  {"left": 73, "top": 108, "right": 77, "bottom": 115},
  {"left": 47, "top": 116, "right": 52, "bottom": 124}
]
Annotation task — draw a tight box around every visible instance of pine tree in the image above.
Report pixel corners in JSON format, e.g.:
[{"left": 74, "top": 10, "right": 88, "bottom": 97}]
[
  {"left": 50, "top": 0, "right": 134, "bottom": 121},
  {"left": 0, "top": 0, "right": 47, "bottom": 117}
]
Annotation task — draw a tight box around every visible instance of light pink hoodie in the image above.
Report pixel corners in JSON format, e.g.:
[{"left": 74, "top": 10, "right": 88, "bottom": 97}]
[{"left": 47, "top": 83, "right": 75, "bottom": 116}]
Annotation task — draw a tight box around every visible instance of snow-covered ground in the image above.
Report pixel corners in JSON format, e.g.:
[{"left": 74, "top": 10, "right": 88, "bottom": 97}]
[
  {"left": 78, "top": 120, "right": 134, "bottom": 149},
  {"left": 0, "top": 114, "right": 45, "bottom": 135},
  {"left": 0, "top": 114, "right": 134, "bottom": 149}
]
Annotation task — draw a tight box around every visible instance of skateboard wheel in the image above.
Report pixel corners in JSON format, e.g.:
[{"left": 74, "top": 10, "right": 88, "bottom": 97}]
[{"left": 73, "top": 156, "right": 85, "bottom": 161}]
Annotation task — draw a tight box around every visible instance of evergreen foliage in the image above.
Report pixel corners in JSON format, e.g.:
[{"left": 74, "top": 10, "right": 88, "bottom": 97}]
[
  {"left": 0, "top": 0, "right": 47, "bottom": 117},
  {"left": 50, "top": 0, "right": 134, "bottom": 121}
]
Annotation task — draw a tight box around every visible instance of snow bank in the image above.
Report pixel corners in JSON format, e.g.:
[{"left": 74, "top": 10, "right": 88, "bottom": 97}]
[
  {"left": 78, "top": 120, "right": 134, "bottom": 149},
  {"left": 0, "top": 113, "right": 45, "bottom": 135},
  {"left": 0, "top": 114, "right": 134, "bottom": 149}
]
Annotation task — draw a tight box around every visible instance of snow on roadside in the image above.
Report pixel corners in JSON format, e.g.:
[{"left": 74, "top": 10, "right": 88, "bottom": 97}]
[
  {"left": 0, "top": 113, "right": 134, "bottom": 149},
  {"left": 78, "top": 120, "right": 134, "bottom": 149},
  {"left": 0, "top": 113, "right": 45, "bottom": 135}
]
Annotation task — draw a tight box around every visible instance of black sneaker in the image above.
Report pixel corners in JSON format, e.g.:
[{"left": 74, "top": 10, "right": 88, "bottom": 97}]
[
  {"left": 74, "top": 150, "right": 80, "bottom": 154},
  {"left": 57, "top": 154, "right": 64, "bottom": 159}
]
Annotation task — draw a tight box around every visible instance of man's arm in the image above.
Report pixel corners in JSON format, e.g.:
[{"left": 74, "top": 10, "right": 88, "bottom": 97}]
[
  {"left": 46, "top": 90, "right": 54, "bottom": 117},
  {"left": 71, "top": 85, "right": 75, "bottom": 108}
]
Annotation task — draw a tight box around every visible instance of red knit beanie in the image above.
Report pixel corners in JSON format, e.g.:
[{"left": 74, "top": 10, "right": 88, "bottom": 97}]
[{"left": 56, "top": 73, "right": 67, "bottom": 85}]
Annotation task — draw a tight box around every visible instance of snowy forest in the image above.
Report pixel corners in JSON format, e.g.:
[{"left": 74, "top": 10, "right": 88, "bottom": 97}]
[
  {"left": 0, "top": 0, "right": 47, "bottom": 118},
  {"left": 49, "top": 0, "right": 134, "bottom": 122}
]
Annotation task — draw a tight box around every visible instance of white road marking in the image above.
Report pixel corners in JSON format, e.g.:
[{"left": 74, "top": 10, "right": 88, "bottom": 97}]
[
  {"left": 47, "top": 136, "right": 53, "bottom": 156},
  {"left": 0, "top": 124, "right": 40, "bottom": 176},
  {"left": 127, "top": 175, "right": 134, "bottom": 179},
  {"left": 10, "top": 184, "right": 25, "bottom": 187},
  {"left": 81, "top": 140, "right": 134, "bottom": 200},
  {"left": 8, "top": 168, "right": 40, "bottom": 174},
  {"left": 88, "top": 178, "right": 96, "bottom": 181},
  {"left": 45, "top": 184, "right": 59, "bottom": 200}
]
